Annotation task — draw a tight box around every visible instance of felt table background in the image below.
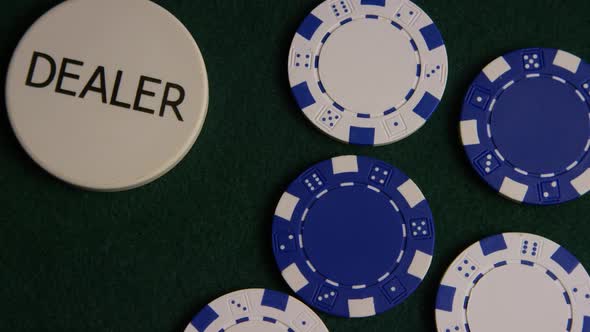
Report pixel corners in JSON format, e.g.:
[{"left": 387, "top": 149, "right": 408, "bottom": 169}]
[{"left": 2, "top": 0, "right": 590, "bottom": 331}]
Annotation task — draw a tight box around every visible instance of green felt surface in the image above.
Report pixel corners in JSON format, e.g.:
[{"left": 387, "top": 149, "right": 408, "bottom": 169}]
[{"left": 2, "top": 0, "right": 590, "bottom": 331}]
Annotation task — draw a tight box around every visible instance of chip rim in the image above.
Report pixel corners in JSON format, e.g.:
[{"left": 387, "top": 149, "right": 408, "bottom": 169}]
[
  {"left": 435, "top": 232, "right": 590, "bottom": 332},
  {"left": 272, "top": 155, "right": 435, "bottom": 317},
  {"left": 460, "top": 48, "right": 590, "bottom": 205},
  {"left": 184, "top": 289, "right": 329, "bottom": 332},
  {"left": 287, "top": 0, "right": 448, "bottom": 146}
]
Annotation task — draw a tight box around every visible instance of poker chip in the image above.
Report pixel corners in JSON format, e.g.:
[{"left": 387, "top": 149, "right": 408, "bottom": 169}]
[
  {"left": 436, "top": 233, "right": 590, "bottom": 332},
  {"left": 461, "top": 48, "right": 590, "bottom": 205},
  {"left": 6, "top": 0, "right": 208, "bottom": 191},
  {"left": 288, "top": 0, "right": 448, "bottom": 146},
  {"left": 272, "top": 155, "right": 435, "bottom": 317},
  {"left": 184, "top": 289, "right": 329, "bottom": 332}
]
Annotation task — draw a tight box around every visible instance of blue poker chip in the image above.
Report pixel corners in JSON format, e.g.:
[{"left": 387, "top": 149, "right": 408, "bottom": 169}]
[
  {"left": 461, "top": 48, "right": 590, "bottom": 205},
  {"left": 435, "top": 233, "right": 590, "bottom": 332},
  {"left": 185, "top": 289, "right": 329, "bottom": 332},
  {"left": 288, "top": 0, "right": 448, "bottom": 146},
  {"left": 272, "top": 155, "right": 435, "bottom": 317}
]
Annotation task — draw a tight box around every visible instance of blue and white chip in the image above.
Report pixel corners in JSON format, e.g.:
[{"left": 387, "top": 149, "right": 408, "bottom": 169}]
[
  {"left": 288, "top": 0, "right": 448, "bottom": 146},
  {"left": 436, "top": 233, "right": 590, "bottom": 332},
  {"left": 272, "top": 155, "right": 435, "bottom": 317},
  {"left": 185, "top": 289, "right": 329, "bottom": 332},
  {"left": 461, "top": 48, "right": 590, "bottom": 205}
]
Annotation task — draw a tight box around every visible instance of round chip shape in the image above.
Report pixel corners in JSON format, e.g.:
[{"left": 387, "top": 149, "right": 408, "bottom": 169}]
[
  {"left": 184, "top": 289, "right": 329, "bottom": 332},
  {"left": 288, "top": 0, "right": 448, "bottom": 146},
  {"left": 435, "top": 233, "right": 590, "bottom": 332},
  {"left": 461, "top": 48, "right": 590, "bottom": 205},
  {"left": 272, "top": 155, "right": 435, "bottom": 317},
  {"left": 6, "top": 0, "right": 209, "bottom": 191}
]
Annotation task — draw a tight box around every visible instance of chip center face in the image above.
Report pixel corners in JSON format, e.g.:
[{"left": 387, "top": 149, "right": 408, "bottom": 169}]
[
  {"left": 491, "top": 76, "right": 590, "bottom": 175},
  {"left": 466, "top": 263, "right": 570, "bottom": 332},
  {"left": 225, "top": 321, "right": 286, "bottom": 332},
  {"left": 302, "top": 185, "right": 404, "bottom": 286},
  {"left": 318, "top": 18, "right": 418, "bottom": 115}
]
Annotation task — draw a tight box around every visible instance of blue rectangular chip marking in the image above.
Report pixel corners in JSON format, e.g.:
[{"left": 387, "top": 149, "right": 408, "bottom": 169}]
[
  {"left": 416, "top": 64, "right": 422, "bottom": 77},
  {"left": 435, "top": 285, "right": 456, "bottom": 312},
  {"left": 361, "top": 0, "right": 386, "bottom": 6},
  {"left": 521, "top": 260, "right": 534, "bottom": 266},
  {"left": 191, "top": 305, "right": 219, "bottom": 331},
  {"left": 546, "top": 270, "right": 558, "bottom": 280},
  {"left": 479, "top": 234, "right": 508, "bottom": 256},
  {"left": 391, "top": 21, "right": 402, "bottom": 30},
  {"left": 384, "top": 107, "right": 396, "bottom": 115},
  {"left": 410, "top": 39, "right": 418, "bottom": 51},
  {"left": 236, "top": 317, "right": 249, "bottom": 324},
  {"left": 420, "top": 24, "right": 444, "bottom": 50},
  {"left": 494, "top": 261, "right": 507, "bottom": 268},
  {"left": 582, "top": 316, "right": 590, "bottom": 332},
  {"left": 405, "top": 89, "right": 415, "bottom": 101},
  {"left": 315, "top": 56, "right": 319, "bottom": 69},
  {"left": 473, "top": 273, "right": 483, "bottom": 285},
  {"left": 366, "top": 15, "right": 379, "bottom": 19},
  {"left": 465, "top": 323, "right": 472, "bottom": 332},
  {"left": 564, "top": 291, "right": 571, "bottom": 305},
  {"left": 297, "top": 14, "right": 323, "bottom": 41},
  {"left": 263, "top": 317, "right": 277, "bottom": 323},
  {"left": 292, "top": 82, "right": 316, "bottom": 109},
  {"left": 567, "top": 318, "right": 573, "bottom": 331},
  {"left": 261, "top": 289, "right": 289, "bottom": 311},
  {"left": 321, "top": 32, "right": 331, "bottom": 44},
  {"left": 333, "top": 102, "right": 345, "bottom": 111},
  {"left": 551, "top": 246, "right": 580, "bottom": 274},
  {"left": 413, "top": 92, "right": 441, "bottom": 120},
  {"left": 318, "top": 81, "right": 326, "bottom": 93},
  {"left": 463, "top": 296, "right": 469, "bottom": 309},
  {"left": 357, "top": 113, "right": 370, "bottom": 118},
  {"left": 349, "top": 127, "right": 375, "bottom": 145},
  {"left": 340, "top": 18, "right": 353, "bottom": 25}
]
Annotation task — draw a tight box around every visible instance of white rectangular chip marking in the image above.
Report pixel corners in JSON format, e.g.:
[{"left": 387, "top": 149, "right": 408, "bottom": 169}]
[
  {"left": 398, "top": 179, "right": 425, "bottom": 208},
  {"left": 348, "top": 298, "right": 376, "bottom": 318},
  {"left": 460, "top": 120, "right": 480, "bottom": 146},
  {"left": 499, "top": 177, "right": 529, "bottom": 202},
  {"left": 407, "top": 250, "right": 432, "bottom": 280},
  {"left": 554, "top": 50, "right": 581, "bottom": 74},
  {"left": 332, "top": 155, "right": 359, "bottom": 174},
  {"left": 275, "top": 192, "right": 300, "bottom": 221},
  {"left": 326, "top": 279, "right": 339, "bottom": 287},
  {"left": 282, "top": 263, "right": 309, "bottom": 292},
  {"left": 571, "top": 168, "right": 590, "bottom": 195},
  {"left": 483, "top": 56, "right": 511, "bottom": 82}
]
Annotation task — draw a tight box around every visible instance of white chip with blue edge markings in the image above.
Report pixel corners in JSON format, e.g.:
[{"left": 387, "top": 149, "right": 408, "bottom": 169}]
[
  {"left": 288, "top": 0, "right": 448, "bottom": 146},
  {"left": 435, "top": 233, "right": 590, "bottom": 332},
  {"left": 185, "top": 289, "right": 329, "bottom": 332}
]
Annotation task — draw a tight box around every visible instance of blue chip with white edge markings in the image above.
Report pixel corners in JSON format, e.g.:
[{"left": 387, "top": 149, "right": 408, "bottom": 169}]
[
  {"left": 435, "top": 233, "right": 590, "bottom": 332},
  {"left": 272, "top": 155, "right": 435, "bottom": 317},
  {"left": 288, "top": 0, "right": 448, "bottom": 146},
  {"left": 461, "top": 48, "right": 590, "bottom": 205},
  {"left": 185, "top": 289, "right": 329, "bottom": 332}
]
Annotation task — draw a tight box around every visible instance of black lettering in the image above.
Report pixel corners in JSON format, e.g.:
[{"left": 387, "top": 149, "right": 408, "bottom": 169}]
[
  {"left": 55, "top": 58, "right": 83, "bottom": 96},
  {"left": 133, "top": 75, "right": 161, "bottom": 114},
  {"left": 79, "top": 66, "right": 107, "bottom": 103},
  {"left": 110, "top": 70, "right": 131, "bottom": 109},
  {"left": 25, "top": 51, "right": 56, "bottom": 88},
  {"left": 160, "top": 82, "right": 185, "bottom": 122}
]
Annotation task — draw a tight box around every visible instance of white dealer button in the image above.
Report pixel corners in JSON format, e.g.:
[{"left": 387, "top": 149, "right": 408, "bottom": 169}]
[{"left": 6, "top": 0, "right": 209, "bottom": 191}]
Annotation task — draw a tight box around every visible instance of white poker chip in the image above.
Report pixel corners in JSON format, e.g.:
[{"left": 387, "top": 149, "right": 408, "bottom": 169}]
[
  {"left": 185, "top": 289, "right": 329, "bottom": 332},
  {"left": 5, "top": 0, "right": 209, "bottom": 191},
  {"left": 288, "top": 0, "right": 448, "bottom": 146},
  {"left": 435, "top": 233, "right": 590, "bottom": 332}
]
